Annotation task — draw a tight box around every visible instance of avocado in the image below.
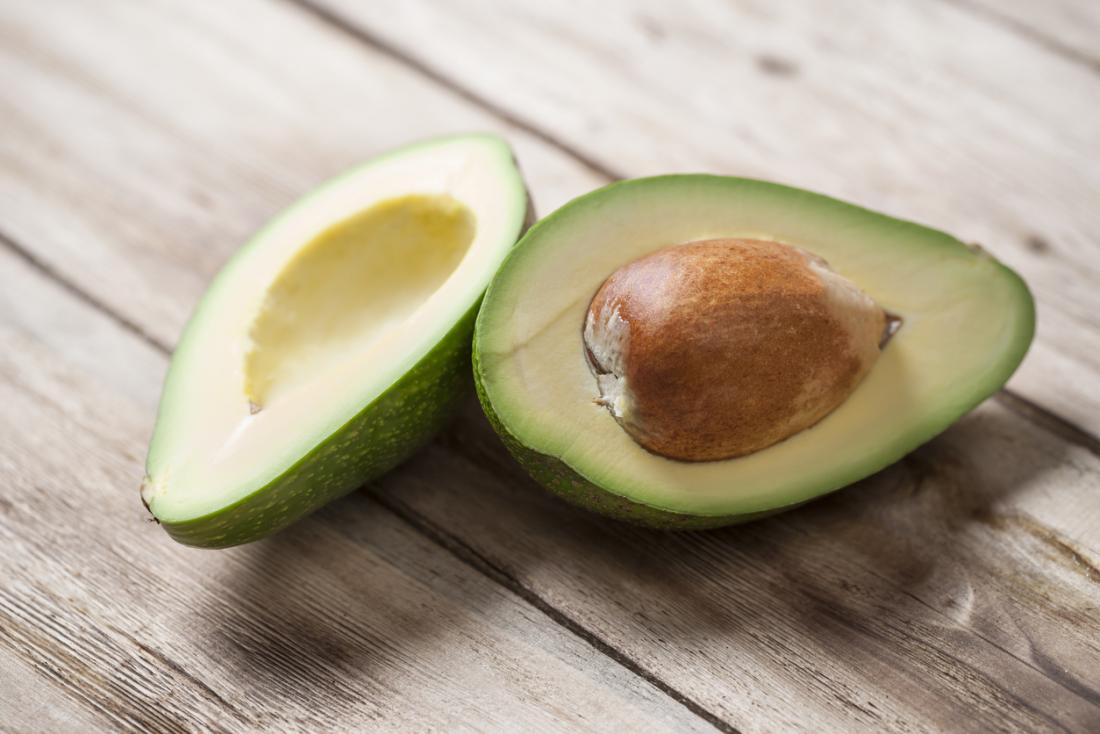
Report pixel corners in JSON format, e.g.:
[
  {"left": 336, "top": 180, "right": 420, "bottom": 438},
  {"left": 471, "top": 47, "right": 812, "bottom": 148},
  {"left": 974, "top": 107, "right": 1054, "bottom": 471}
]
[
  {"left": 473, "top": 175, "right": 1034, "bottom": 527},
  {"left": 143, "top": 134, "right": 529, "bottom": 547}
]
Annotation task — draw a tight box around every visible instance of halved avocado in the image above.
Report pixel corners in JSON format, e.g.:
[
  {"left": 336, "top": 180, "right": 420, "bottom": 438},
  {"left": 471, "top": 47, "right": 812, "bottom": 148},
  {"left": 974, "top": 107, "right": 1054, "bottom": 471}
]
[
  {"left": 143, "top": 134, "right": 528, "bottom": 547},
  {"left": 473, "top": 175, "right": 1034, "bottom": 527}
]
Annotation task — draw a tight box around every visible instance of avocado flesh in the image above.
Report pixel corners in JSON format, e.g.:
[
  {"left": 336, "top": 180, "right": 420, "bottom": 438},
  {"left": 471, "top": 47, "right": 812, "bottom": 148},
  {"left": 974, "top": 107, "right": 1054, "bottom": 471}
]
[
  {"left": 474, "top": 175, "right": 1035, "bottom": 525},
  {"left": 144, "top": 135, "right": 528, "bottom": 547}
]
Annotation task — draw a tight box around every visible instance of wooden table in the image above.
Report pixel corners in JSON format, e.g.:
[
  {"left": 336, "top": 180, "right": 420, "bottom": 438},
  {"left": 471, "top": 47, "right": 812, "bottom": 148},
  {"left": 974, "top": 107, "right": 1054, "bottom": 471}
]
[{"left": 3, "top": 1, "right": 1099, "bottom": 731}]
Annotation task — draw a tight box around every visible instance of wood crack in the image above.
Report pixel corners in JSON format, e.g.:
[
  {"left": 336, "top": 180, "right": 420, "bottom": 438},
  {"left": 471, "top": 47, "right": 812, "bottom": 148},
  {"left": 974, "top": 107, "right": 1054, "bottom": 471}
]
[
  {"left": 0, "top": 226, "right": 734, "bottom": 731},
  {"left": 0, "top": 591, "right": 206, "bottom": 733},
  {"left": 1024, "top": 631, "right": 1100, "bottom": 708},
  {"left": 440, "top": 421, "right": 1100, "bottom": 715},
  {"left": 280, "top": 0, "right": 1100, "bottom": 471},
  {"left": 942, "top": 0, "right": 1100, "bottom": 75},
  {"left": 975, "top": 510, "right": 1100, "bottom": 584},
  {"left": 281, "top": 0, "right": 622, "bottom": 183},
  {"left": 4, "top": 0, "right": 1100, "bottom": 728},
  {"left": 109, "top": 626, "right": 254, "bottom": 726},
  {"left": 372, "top": 491, "right": 741, "bottom": 734},
  {"left": 0, "top": 229, "right": 171, "bottom": 355},
  {"left": 5, "top": 179, "right": 1100, "bottom": 725},
  {"left": 993, "top": 389, "right": 1100, "bottom": 461},
  {"left": 812, "top": 592, "right": 1079, "bottom": 734},
  {"left": 892, "top": 585, "right": 1100, "bottom": 713}
]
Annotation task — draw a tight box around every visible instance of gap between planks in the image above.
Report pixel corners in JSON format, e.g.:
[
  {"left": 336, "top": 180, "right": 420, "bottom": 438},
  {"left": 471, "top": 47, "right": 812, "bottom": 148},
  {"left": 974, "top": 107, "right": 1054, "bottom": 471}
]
[
  {"left": 282, "top": 0, "right": 1100, "bottom": 462},
  {"left": 4, "top": 175, "right": 1100, "bottom": 720},
  {"left": 943, "top": 0, "right": 1100, "bottom": 74},
  {"left": 6, "top": 1, "right": 1098, "bottom": 723},
  {"left": 0, "top": 231, "right": 739, "bottom": 734},
  {"left": 280, "top": 0, "right": 619, "bottom": 184},
  {"left": 288, "top": 0, "right": 1100, "bottom": 438},
  {"left": 377, "top": 493, "right": 740, "bottom": 734},
  {"left": 290, "top": 0, "right": 1100, "bottom": 98}
]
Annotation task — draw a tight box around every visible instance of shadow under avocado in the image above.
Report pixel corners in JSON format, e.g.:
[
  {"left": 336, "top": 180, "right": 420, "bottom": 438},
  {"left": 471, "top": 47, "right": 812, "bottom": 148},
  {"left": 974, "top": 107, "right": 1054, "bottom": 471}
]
[
  {"left": 420, "top": 392, "right": 1071, "bottom": 642},
  {"left": 198, "top": 389, "right": 1077, "bottom": 715},
  {"left": 191, "top": 488, "right": 496, "bottom": 712},
  {"left": 427, "top": 394, "right": 1100, "bottom": 725}
]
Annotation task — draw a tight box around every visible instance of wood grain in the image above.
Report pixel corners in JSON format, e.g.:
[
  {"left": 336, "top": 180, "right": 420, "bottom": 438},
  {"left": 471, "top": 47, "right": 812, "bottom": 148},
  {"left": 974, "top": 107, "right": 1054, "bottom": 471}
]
[
  {"left": 0, "top": 246, "right": 713, "bottom": 732},
  {"left": 955, "top": 0, "right": 1100, "bottom": 68},
  {"left": 0, "top": 649, "right": 106, "bottom": 734},
  {"left": 2, "top": 0, "right": 1100, "bottom": 732},
  {"left": 311, "top": 0, "right": 1100, "bottom": 437},
  {"left": 396, "top": 396, "right": 1100, "bottom": 732},
  {"left": 0, "top": 0, "right": 604, "bottom": 349}
]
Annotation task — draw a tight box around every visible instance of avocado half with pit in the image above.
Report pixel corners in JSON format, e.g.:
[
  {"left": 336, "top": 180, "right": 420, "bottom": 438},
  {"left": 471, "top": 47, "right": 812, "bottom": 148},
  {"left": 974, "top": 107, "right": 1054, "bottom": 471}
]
[
  {"left": 143, "top": 134, "right": 528, "bottom": 547},
  {"left": 473, "top": 175, "right": 1035, "bottom": 528}
]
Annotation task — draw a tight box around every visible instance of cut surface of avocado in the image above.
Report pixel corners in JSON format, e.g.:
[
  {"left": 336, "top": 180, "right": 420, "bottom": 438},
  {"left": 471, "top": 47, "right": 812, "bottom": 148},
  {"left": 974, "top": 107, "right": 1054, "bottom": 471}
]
[
  {"left": 243, "top": 193, "right": 476, "bottom": 409},
  {"left": 144, "top": 134, "right": 528, "bottom": 546},
  {"left": 473, "top": 175, "right": 1034, "bottom": 526}
]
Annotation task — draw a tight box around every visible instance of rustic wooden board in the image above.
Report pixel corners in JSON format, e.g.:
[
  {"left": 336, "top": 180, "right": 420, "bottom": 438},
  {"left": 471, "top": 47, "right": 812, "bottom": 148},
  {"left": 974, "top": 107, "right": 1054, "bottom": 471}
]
[
  {"left": 2, "top": 0, "right": 1100, "bottom": 732},
  {"left": 959, "top": 0, "right": 1100, "bottom": 67},
  {"left": 399, "top": 398, "right": 1100, "bottom": 730},
  {"left": 0, "top": 0, "right": 604, "bottom": 349},
  {"left": 311, "top": 0, "right": 1100, "bottom": 436},
  {"left": 0, "top": 247, "right": 714, "bottom": 732}
]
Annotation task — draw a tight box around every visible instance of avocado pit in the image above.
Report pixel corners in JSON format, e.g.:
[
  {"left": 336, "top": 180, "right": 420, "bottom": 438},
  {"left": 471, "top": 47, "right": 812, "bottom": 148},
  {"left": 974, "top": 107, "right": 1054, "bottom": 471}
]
[{"left": 583, "top": 238, "right": 892, "bottom": 462}]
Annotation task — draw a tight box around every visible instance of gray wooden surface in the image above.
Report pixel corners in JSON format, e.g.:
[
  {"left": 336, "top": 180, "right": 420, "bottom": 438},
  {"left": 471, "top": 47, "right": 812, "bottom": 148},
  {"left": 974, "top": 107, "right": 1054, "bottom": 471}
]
[{"left": 2, "top": 1, "right": 1099, "bottom": 732}]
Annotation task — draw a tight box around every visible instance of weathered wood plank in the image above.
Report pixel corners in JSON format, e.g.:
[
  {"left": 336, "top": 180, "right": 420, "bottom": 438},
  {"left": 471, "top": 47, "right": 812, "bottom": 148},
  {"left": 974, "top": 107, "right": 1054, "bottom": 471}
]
[
  {"left": 0, "top": 247, "right": 714, "bottom": 733},
  {"left": 8, "top": 246, "right": 1100, "bottom": 734},
  {"left": 957, "top": 0, "right": 1100, "bottom": 67},
  {"left": 392, "top": 395, "right": 1100, "bottom": 732},
  {"left": 0, "top": 0, "right": 604, "bottom": 347},
  {"left": 311, "top": 0, "right": 1100, "bottom": 436},
  {"left": 3, "top": 0, "right": 1100, "bottom": 732},
  {"left": 0, "top": 649, "right": 105, "bottom": 734}
]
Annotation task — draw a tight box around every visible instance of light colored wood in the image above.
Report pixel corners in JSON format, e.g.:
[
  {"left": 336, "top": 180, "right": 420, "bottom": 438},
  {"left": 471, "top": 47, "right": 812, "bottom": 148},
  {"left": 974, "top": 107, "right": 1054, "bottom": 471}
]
[
  {"left": 3, "top": 0, "right": 1100, "bottom": 732},
  {"left": 960, "top": 0, "right": 1100, "bottom": 66},
  {"left": 393, "top": 395, "right": 1100, "bottom": 732},
  {"left": 0, "top": 650, "right": 105, "bottom": 734},
  {"left": 0, "top": 0, "right": 604, "bottom": 348},
  {"left": 314, "top": 0, "right": 1100, "bottom": 436},
  {"left": 0, "top": 246, "right": 713, "bottom": 733},
  {"left": 7, "top": 256, "right": 1098, "bottom": 734}
]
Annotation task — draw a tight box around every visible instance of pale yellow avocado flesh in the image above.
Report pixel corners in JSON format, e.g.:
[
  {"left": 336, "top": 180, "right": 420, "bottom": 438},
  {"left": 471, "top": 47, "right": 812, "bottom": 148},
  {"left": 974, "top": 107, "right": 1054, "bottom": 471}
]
[
  {"left": 244, "top": 194, "right": 476, "bottom": 408},
  {"left": 475, "top": 176, "right": 1035, "bottom": 519},
  {"left": 145, "top": 135, "right": 526, "bottom": 535}
]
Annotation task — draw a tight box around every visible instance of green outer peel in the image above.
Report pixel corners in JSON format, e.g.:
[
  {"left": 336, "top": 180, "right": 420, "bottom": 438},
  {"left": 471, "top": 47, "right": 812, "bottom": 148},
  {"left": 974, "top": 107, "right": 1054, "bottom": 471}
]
[
  {"left": 144, "top": 134, "right": 529, "bottom": 547},
  {"left": 155, "top": 303, "right": 478, "bottom": 547},
  {"left": 472, "top": 342, "right": 787, "bottom": 529},
  {"left": 472, "top": 175, "right": 1036, "bottom": 528}
]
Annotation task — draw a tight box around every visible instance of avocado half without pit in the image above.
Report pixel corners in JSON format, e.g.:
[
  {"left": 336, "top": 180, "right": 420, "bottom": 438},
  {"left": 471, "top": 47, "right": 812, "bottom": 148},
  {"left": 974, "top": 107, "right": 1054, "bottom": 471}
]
[
  {"left": 473, "top": 176, "right": 1035, "bottom": 528},
  {"left": 142, "top": 135, "right": 529, "bottom": 547}
]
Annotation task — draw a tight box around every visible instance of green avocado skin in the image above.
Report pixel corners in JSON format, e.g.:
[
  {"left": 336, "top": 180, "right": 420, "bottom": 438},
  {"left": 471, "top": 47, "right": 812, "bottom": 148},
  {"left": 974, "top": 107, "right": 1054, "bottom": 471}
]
[
  {"left": 471, "top": 336, "right": 790, "bottom": 530},
  {"left": 470, "top": 175, "right": 1035, "bottom": 529},
  {"left": 159, "top": 302, "right": 479, "bottom": 548}
]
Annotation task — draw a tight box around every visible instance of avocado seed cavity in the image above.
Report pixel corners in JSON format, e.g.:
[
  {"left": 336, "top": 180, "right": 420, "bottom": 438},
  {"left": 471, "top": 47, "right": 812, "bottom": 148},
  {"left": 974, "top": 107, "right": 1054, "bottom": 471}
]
[{"left": 583, "top": 238, "right": 895, "bottom": 462}]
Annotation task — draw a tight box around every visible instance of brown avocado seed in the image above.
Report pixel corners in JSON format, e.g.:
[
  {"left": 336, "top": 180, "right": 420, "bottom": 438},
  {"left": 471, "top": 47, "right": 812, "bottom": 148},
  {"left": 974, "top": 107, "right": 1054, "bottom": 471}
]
[{"left": 582, "top": 238, "right": 893, "bottom": 462}]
